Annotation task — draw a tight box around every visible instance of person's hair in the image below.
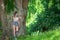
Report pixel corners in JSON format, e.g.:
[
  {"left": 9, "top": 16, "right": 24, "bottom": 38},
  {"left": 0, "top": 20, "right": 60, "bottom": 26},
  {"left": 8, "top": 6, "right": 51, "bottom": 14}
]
[{"left": 14, "top": 11, "right": 18, "bottom": 17}]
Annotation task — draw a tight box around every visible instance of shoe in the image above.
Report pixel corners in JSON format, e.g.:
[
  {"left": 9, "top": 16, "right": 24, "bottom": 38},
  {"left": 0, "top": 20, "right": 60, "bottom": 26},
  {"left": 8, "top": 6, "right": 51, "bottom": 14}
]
[
  {"left": 14, "top": 37, "right": 17, "bottom": 40},
  {"left": 14, "top": 36, "right": 17, "bottom": 40}
]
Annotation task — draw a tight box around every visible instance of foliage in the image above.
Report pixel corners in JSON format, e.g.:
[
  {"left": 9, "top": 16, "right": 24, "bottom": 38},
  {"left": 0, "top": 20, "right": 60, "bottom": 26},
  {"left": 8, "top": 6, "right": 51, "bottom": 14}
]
[
  {"left": 11, "top": 27, "right": 60, "bottom": 40},
  {"left": 4, "top": 0, "right": 15, "bottom": 13},
  {"left": 26, "top": 0, "right": 60, "bottom": 33}
]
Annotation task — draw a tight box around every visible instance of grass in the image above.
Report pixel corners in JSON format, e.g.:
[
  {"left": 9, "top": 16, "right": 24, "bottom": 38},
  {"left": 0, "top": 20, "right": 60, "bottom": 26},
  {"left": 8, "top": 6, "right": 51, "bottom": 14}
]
[
  {"left": 16, "top": 27, "right": 60, "bottom": 40},
  {"left": 1, "top": 27, "right": 60, "bottom": 40}
]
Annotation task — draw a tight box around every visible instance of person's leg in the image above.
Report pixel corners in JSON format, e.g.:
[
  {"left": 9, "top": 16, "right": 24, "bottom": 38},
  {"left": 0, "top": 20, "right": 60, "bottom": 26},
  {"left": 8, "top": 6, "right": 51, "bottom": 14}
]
[
  {"left": 13, "top": 26, "right": 18, "bottom": 40},
  {"left": 13, "top": 25, "right": 17, "bottom": 40},
  {"left": 15, "top": 22, "right": 19, "bottom": 32},
  {"left": 15, "top": 26, "right": 19, "bottom": 38},
  {"left": 13, "top": 25, "right": 16, "bottom": 37},
  {"left": 16, "top": 26, "right": 18, "bottom": 32},
  {"left": 15, "top": 22, "right": 19, "bottom": 38}
]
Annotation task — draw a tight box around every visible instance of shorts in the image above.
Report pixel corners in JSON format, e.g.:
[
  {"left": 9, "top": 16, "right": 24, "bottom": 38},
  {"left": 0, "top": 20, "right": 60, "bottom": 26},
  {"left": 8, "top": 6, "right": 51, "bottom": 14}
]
[{"left": 12, "top": 21, "right": 19, "bottom": 26}]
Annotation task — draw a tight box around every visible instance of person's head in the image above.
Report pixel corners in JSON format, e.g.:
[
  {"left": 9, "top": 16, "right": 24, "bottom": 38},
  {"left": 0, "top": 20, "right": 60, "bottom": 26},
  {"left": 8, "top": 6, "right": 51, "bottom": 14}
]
[{"left": 14, "top": 11, "right": 18, "bottom": 17}]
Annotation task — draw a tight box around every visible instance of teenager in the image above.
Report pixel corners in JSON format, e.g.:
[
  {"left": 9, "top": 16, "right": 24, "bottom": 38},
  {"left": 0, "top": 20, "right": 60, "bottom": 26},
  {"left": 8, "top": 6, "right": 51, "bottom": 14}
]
[{"left": 12, "top": 11, "right": 20, "bottom": 40}]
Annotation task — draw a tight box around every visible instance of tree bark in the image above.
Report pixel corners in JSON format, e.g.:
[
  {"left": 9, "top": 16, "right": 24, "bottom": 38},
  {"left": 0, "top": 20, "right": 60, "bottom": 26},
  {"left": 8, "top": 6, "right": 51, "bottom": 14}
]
[
  {"left": 0, "top": 0, "right": 5, "bottom": 35},
  {"left": 0, "top": 0, "right": 8, "bottom": 40},
  {"left": 15, "top": 0, "right": 28, "bottom": 36}
]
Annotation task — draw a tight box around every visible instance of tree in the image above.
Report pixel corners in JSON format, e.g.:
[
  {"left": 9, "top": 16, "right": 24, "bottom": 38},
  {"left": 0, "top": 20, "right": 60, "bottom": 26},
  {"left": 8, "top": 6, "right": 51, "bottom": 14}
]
[
  {"left": 15, "top": 0, "right": 28, "bottom": 36},
  {"left": 0, "top": 0, "right": 7, "bottom": 40},
  {"left": 0, "top": 0, "right": 10, "bottom": 40}
]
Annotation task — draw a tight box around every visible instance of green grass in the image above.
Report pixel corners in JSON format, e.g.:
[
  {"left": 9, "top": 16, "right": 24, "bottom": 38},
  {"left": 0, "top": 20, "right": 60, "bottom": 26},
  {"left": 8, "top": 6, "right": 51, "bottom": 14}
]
[
  {"left": 1, "top": 27, "right": 60, "bottom": 40},
  {"left": 16, "top": 27, "right": 60, "bottom": 40}
]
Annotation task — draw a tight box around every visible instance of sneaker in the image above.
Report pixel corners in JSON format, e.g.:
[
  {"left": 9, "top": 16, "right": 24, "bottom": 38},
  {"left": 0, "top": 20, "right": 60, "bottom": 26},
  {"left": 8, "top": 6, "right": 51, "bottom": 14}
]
[
  {"left": 14, "top": 37, "right": 17, "bottom": 40},
  {"left": 14, "top": 36, "right": 17, "bottom": 40}
]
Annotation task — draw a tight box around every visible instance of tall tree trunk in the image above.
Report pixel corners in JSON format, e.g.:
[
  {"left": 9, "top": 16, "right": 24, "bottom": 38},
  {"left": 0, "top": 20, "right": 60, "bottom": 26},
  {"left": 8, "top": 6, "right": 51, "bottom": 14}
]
[
  {"left": 0, "top": 0, "right": 7, "bottom": 40},
  {"left": 0, "top": 0, "right": 5, "bottom": 36},
  {"left": 15, "top": 0, "right": 28, "bottom": 36},
  {"left": 22, "top": 0, "right": 28, "bottom": 35}
]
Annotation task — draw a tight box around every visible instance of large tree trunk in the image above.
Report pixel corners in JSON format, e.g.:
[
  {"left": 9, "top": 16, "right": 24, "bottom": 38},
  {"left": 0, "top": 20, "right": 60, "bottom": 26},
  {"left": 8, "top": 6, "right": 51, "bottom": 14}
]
[
  {"left": 0, "top": 0, "right": 6, "bottom": 40},
  {"left": 15, "top": 0, "right": 28, "bottom": 36},
  {"left": 0, "top": 0, "right": 8, "bottom": 40}
]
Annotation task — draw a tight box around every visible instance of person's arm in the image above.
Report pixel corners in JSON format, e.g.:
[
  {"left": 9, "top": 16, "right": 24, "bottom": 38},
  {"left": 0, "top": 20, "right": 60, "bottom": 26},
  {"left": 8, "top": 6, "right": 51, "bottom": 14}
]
[
  {"left": 18, "top": 16, "right": 20, "bottom": 21},
  {"left": 18, "top": 15, "right": 22, "bottom": 22}
]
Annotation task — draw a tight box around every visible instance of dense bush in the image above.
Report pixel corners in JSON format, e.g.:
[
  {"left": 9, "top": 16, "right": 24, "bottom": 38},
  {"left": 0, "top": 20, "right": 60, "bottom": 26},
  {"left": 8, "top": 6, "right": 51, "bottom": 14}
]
[{"left": 26, "top": 0, "right": 60, "bottom": 33}]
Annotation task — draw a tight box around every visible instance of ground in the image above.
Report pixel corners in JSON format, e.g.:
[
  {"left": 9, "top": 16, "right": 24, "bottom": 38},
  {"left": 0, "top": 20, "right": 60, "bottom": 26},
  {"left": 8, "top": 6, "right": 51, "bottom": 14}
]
[
  {"left": 0, "top": 27, "right": 60, "bottom": 40},
  {"left": 13, "top": 27, "right": 60, "bottom": 40}
]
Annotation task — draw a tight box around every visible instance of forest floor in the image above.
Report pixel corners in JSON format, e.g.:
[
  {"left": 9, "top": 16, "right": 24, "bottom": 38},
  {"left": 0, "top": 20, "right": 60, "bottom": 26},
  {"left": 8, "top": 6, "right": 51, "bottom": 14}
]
[
  {"left": 17, "top": 27, "right": 60, "bottom": 40},
  {"left": 0, "top": 27, "right": 60, "bottom": 40}
]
